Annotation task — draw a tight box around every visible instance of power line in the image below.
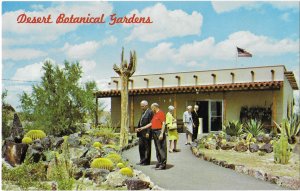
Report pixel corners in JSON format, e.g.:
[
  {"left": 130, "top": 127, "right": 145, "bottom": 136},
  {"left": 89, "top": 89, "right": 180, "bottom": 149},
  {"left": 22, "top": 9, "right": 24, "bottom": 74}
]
[{"left": 2, "top": 79, "right": 40, "bottom": 83}]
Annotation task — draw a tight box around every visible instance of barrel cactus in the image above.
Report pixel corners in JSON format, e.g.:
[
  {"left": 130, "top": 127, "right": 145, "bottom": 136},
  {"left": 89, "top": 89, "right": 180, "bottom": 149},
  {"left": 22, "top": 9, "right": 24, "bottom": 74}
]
[
  {"left": 117, "top": 162, "right": 125, "bottom": 169},
  {"left": 90, "top": 158, "right": 114, "bottom": 171},
  {"left": 22, "top": 137, "right": 33, "bottom": 144},
  {"left": 93, "top": 142, "right": 102, "bottom": 149},
  {"left": 274, "top": 135, "right": 291, "bottom": 164},
  {"left": 25, "top": 130, "right": 46, "bottom": 140},
  {"left": 119, "top": 167, "right": 133, "bottom": 177},
  {"left": 106, "top": 153, "right": 122, "bottom": 164}
]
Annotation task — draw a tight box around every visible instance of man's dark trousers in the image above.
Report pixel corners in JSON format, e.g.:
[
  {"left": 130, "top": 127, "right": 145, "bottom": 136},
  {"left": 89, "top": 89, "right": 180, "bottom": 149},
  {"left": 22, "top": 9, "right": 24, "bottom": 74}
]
[
  {"left": 138, "top": 134, "right": 151, "bottom": 164},
  {"left": 152, "top": 129, "right": 167, "bottom": 167}
]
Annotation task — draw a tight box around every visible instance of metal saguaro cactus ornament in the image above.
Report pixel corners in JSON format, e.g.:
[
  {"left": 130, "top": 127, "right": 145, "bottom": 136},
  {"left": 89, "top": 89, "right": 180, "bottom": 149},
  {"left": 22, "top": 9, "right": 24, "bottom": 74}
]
[{"left": 113, "top": 47, "right": 136, "bottom": 147}]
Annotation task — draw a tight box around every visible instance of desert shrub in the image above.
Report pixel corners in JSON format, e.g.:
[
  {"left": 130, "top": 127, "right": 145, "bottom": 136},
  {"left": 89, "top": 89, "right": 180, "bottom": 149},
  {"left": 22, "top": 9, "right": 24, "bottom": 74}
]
[
  {"left": 117, "top": 163, "right": 126, "bottom": 169},
  {"left": 244, "top": 119, "right": 264, "bottom": 137},
  {"left": 91, "top": 126, "right": 117, "bottom": 140},
  {"left": 222, "top": 120, "right": 243, "bottom": 136},
  {"left": 274, "top": 134, "right": 292, "bottom": 164},
  {"left": 90, "top": 158, "right": 114, "bottom": 171},
  {"left": 93, "top": 142, "right": 102, "bottom": 149},
  {"left": 24, "top": 130, "right": 46, "bottom": 140},
  {"left": 274, "top": 114, "right": 300, "bottom": 144},
  {"left": 119, "top": 167, "right": 133, "bottom": 177},
  {"left": 22, "top": 137, "right": 33, "bottom": 144},
  {"left": 2, "top": 161, "right": 50, "bottom": 190}
]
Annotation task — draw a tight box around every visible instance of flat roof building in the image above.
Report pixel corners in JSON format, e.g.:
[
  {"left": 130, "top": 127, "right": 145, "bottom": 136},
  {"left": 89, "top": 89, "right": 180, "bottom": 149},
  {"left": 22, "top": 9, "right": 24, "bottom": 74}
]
[{"left": 96, "top": 65, "right": 298, "bottom": 133}]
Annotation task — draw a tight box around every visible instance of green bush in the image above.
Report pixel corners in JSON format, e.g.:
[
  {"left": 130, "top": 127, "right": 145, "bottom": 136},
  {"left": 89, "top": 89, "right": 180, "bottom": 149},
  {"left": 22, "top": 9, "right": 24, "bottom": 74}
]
[
  {"left": 274, "top": 133, "right": 292, "bottom": 164},
  {"left": 25, "top": 130, "right": 46, "bottom": 140},
  {"left": 93, "top": 142, "right": 102, "bottom": 149},
  {"left": 91, "top": 126, "right": 117, "bottom": 141},
  {"left": 222, "top": 120, "right": 243, "bottom": 136},
  {"left": 90, "top": 158, "right": 114, "bottom": 171},
  {"left": 2, "top": 161, "right": 50, "bottom": 190},
  {"left": 244, "top": 119, "right": 264, "bottom": 137},
  {"left": 119, "top": 167, "right": 133, "bottom": 177},
  {"left": 274, "top": 114, "right": 300, "bottom": 144}
]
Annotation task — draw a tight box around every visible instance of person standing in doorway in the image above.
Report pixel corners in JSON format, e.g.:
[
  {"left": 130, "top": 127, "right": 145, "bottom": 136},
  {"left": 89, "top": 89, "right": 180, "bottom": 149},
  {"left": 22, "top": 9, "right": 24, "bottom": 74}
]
[
  {"left": 191, "top": 105, "right": 200, "bottom": 141},
  {"left": 166, "top": 105, "right": 179, "bottom": 153},
  {"left": 183, "top": 106, "right": 193, "bottom": 145},
  {"left": 135, "top": 100, "right": 153, "bottom": 165},
  {"left": 150, "top": 103, "right": 167, "bottom": 170}
]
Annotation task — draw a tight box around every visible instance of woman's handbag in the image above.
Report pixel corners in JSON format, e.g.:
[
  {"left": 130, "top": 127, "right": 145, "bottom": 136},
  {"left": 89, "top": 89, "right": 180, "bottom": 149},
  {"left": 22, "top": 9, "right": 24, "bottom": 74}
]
[{"left": 168, "top": 123, "right": 177, "bottom": 130}]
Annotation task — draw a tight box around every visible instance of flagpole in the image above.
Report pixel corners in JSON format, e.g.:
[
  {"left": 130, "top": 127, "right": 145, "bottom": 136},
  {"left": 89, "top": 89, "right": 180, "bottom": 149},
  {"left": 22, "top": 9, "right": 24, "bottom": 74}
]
[{"left": 235, "top": 46, "right": 238, "bottom": 65}]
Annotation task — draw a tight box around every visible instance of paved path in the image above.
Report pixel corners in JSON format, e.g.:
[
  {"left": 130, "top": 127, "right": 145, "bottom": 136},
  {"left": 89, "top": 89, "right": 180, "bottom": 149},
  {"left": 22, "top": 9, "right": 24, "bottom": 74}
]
[{"left": 123, "top": 133, "right": 284, "bottom": 190}]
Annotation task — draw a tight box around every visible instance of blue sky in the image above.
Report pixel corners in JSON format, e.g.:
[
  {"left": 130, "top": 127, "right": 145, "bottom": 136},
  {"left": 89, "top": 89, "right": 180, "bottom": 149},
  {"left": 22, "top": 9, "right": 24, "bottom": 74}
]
[{"left": 2, "top": 1, "right": 300, "bottom": 110}]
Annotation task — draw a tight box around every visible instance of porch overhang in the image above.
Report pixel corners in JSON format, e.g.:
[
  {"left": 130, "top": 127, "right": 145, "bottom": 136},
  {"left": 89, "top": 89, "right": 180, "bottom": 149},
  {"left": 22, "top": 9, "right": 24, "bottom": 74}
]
[{"left": 95, "top": 81, "right": 283, "bottom": 98}]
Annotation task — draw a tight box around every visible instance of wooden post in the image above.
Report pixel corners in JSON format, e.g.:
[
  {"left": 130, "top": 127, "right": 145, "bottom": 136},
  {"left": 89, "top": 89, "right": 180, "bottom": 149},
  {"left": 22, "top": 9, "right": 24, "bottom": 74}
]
[
  {"left": 130, "top": 95, "right": 134, "bottom": 133},
  {"left": 223, "top": 92, "right": 226, "bottom": 122},
  {"left": 174, "top": 94, "right": 177, "bottom": 118},
  {"left": 95, "top": 96, "right": 98, "bottom": 127},
  {"left": 272, "top": 91, "right": 277, "bottom": 133}
]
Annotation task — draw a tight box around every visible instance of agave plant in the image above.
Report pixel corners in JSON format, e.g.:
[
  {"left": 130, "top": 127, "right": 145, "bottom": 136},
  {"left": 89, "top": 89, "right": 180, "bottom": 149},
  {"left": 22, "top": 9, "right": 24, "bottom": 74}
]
[
  {"left": 222, "top": 120, "right": 243, "bottom": 136},
  {"left": 244, "top": 119, "right": 265, "bottom": 137},
  {"left": 274, "top": 114, "right": 300, "bottom": 144}
]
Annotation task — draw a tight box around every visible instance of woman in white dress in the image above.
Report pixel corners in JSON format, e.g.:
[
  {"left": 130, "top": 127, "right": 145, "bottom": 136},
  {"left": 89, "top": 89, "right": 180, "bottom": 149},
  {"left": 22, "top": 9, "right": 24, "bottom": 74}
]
[{"left": 183, "top": 105, "right": 194, "bottom": 145}]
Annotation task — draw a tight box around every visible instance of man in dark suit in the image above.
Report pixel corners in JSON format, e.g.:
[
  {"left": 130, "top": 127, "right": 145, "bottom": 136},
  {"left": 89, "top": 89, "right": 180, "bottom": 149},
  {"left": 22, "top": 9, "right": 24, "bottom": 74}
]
[
  {"left": 135, "top": 100, "right": 153, "bottom": 165},
  {"left": 191, "top": 105, "right": 199, "bottom": 141}
]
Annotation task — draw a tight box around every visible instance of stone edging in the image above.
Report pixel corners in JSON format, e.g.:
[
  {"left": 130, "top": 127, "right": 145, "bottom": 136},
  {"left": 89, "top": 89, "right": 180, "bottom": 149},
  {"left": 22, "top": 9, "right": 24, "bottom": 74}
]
[{"left": 191, "top": 146, "right": 300, "bottom": 190}]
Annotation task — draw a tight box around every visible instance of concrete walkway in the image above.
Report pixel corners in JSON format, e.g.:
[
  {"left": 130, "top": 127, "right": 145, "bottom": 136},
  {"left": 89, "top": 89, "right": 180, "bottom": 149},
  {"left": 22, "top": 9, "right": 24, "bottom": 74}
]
[{"left": 123, "top": 133, "right": 284, "bottom": 190}]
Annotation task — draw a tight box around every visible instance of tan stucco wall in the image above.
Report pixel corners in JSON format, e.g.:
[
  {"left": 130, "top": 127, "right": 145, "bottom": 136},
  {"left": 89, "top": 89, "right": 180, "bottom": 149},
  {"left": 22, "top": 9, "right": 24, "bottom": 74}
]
[{"left": 110, "top": 89, "right": 286, "bottom": 129}]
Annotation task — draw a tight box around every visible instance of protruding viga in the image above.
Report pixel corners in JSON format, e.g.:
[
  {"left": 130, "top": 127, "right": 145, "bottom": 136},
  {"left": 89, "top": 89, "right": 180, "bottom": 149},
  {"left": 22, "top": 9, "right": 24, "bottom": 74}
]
[{"left": 113, "top": 47, "right": 137, "bottom": 148}]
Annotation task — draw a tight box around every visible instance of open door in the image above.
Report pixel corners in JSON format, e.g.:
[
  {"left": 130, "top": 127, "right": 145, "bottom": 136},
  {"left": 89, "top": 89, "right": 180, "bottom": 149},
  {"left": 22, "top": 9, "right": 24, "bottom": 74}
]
[{"left": 196, "top": 101, "right": 209, "bottom": 133}]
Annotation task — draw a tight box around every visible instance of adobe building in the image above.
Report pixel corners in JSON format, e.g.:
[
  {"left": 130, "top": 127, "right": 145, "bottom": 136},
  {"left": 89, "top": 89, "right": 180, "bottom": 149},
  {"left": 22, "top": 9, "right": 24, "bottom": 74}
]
[{"left": 95, "top": 65, "right": 298, "bottom": 133}]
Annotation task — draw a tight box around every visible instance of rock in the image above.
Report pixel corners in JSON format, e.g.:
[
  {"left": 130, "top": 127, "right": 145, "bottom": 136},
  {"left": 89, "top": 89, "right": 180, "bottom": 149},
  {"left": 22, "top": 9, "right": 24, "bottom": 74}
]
[
  {"left": 254, "top": 170, "right": 265, "bottom": 181},
  {"left": 235, "top": 165, "right": 245, "bottom": 173},
  {"left": 72, "top": 157, "right": 90, "bottom": 168},
  {"left": 41, "top": 136, "right": 53, "bottom": 149},
  {"left": 69, "top": 147, "right": 89, "bottom": 160},
  {"left": 221, "top": 143, "right": 235, "bottom": 150},
  {"left": 277, "top": 176, "right": 300, "bottom": 190},
  {"left": 256, "top": 135, "right": 264, "bottom": 143},
  {"left": 234, "top": 142, "right": 248, "bottom": 152},
  {"left": 73, "top": 167, "right": 85, "bottom": 180},
  {"left": 249, "top": 143, "right": 259, "bottom": 153},
  {"left": 3, "top": 141, "right": 28, "bottom": 166},
  {"left": 125, "top": 179, "right": 150, "bottom": 190},
  {"left": 26, "top": 139, "right": 44, "bottom": 162},
  {"left": 53, "top": 137, "right": 64, "bottom": 148},
  {"left": 86, "top": 168, "right": 110, "bottom": 184},
  {"left": 105, "top": 171, "right": 127, "bottom": 187},
  {"left": 67, "top": 133, "right": 81, "bottom": 147},
  {"left": 262, "top": 135, "right": 272, "bottom": 144},
  {"left": 11, "top": 113, "right": 24, "bottom": 142},
  {"left": 225, "top": 135, "right": 231, "bottom": 142},
  {"left": 259, "top": 143, "right": 273, "bottom": 153},
  {"left": 85, "top": 147, "right": 101, "bottom": 159},
  {"left": 224, "top": 163, "right": 235, "bottom": 170},
  {"left": 204, "top": 140, "right": 217, "bottom": 150},
  {"left": 134, "top": 170, "right": 154, "bottom": 188}
]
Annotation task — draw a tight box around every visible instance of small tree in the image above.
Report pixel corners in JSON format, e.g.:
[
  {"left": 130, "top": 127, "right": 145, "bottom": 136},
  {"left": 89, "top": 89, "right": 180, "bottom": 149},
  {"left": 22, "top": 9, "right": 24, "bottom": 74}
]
[
  {"left": 113, "top": 48, "right": 137, "bottom": 148},
  {"left": 20, "top": 60, "right": 97, "bottom": 136},
  {"left": 2, "top": 90, "right": 15, "bottom": 138}
]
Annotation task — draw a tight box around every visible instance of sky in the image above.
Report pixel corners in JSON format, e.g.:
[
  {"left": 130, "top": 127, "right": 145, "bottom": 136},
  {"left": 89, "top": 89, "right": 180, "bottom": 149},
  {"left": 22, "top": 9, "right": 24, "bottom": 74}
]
[{"left": 2, "top": 1, "right": 300, "bottom": 111}]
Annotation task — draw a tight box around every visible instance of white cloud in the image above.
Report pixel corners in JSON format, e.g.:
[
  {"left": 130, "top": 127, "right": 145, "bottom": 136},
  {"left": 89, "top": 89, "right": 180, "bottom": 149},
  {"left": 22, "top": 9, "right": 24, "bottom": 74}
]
[
  {"left": 11, "top": 61, "right": 45, "bottom": 81},
  {"left": 125, "top": 3, "right": 203, "bottom": 42},
  {"left": 3, "top": 48, "right": 47, "bottom": 61},
  {"left": 211, "top": 2, "right": 299, "bottom": 14},
  {"left": 146, "top": 31, "right": 299, "bottom": 64},
  {"left": 62, "top": 36, "right": 117, "bottom": 60},
  {"left": 3, "top": 2, "right": 113, "bottom": 46}
]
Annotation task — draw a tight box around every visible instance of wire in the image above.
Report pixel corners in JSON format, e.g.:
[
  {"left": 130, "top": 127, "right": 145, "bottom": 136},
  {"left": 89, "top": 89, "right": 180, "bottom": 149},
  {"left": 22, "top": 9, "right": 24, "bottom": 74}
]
[{"left": 2, "top": 79, "right": 40, "bottom": 83}]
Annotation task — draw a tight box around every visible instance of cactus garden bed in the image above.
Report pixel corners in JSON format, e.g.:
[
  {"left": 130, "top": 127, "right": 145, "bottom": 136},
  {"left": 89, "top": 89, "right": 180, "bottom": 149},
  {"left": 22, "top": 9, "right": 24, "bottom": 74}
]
[{"left": 192, "top": 132, "right": 300, "bottom": 190}]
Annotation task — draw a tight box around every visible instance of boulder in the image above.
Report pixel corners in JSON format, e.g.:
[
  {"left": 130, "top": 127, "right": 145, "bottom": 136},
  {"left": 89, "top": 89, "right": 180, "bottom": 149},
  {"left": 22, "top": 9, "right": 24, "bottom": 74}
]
[
  {"left": 67, "top": 133, "right": 81, "bottom": 147},
  {"left": 256, "top": 135, "right": 264, "bottom": 143},
  {"left": 249, "top": 144, "right": 259, "bottom": 153},
  {"left": 259, "top": 143, "right": 273, "bottom": 153},
  {"left": 234, "top": 142, "right": 248, "bottom": 152},
  {"left": 221, "top": 143, "right": 235, "bottom": 150},
  {"left": 104, "top": 171, "right": 127, "bottom": 187},
  {"left": 41, "top": 136, "right": 54, "bottom": 150},
  {"left": 262, "top": 135, "right": 272, "bottom": 144},
  {"left": 3, "top": 141, "right": 28, "bottom": 166},
  {"left": 204, "top": 140, "right": 217, "bottom": 150},
  {"left": 53, "top": 137, "right": 64, "bottom": 148},
  {"left": 85, "top": 147, "right": 102, "bottom": 159},
  {"left": 72, "top": 157, "right": 90, "bottom": 168},
  {"left": 69, "top": 147, "right": 89, "bottom": 160},
  {"left": 73, "top": 167, "right": 85, "bottom": 180},
  {"left": 11, "top": 113, "right": 24, "bottom": 142},
  {"left": 125, "top": 179, "right": 150, "bottom": 190},
  {"left": 26, "top": 139, "right": 44, "bottom": 162}
]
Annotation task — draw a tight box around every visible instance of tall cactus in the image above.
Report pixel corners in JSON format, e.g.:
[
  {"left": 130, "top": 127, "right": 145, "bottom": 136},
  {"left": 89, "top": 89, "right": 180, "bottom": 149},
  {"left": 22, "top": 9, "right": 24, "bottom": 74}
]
[
  {"left": 113, "top": 47, "right": 137, "bottom": 148},
  {"left": 274, "top": 132, "right": 291, "bottom": 164}
]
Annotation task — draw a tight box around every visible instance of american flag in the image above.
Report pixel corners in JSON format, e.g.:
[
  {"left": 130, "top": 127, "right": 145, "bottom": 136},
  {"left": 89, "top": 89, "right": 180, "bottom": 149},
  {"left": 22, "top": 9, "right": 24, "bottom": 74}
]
[{"left": 237, "top": 47, "right": 252, "bottom": 57}]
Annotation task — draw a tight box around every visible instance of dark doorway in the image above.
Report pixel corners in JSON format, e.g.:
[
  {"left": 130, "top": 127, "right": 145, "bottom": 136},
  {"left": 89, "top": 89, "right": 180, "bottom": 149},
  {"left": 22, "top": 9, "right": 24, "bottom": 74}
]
[{"left": 196, "top": 101, "right": 209, "bottom": 133}]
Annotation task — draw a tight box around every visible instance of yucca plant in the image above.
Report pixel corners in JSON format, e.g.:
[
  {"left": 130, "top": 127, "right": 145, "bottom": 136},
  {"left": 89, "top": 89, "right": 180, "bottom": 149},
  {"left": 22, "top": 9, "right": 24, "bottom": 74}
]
[
  {"left": 274, "top": 114, "right": 300, "bottom": 144},
  {"left": 222, "top": 120, "right": 243, "bottom": 136},
  {"left": 244, "top": 119, "right": 265, "bottom": 137}
]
